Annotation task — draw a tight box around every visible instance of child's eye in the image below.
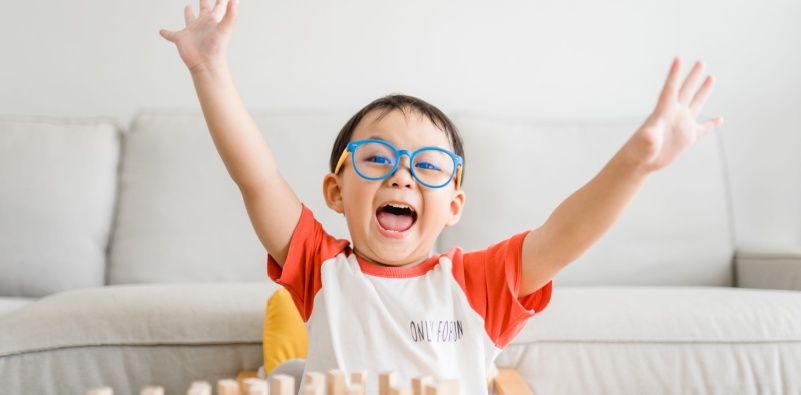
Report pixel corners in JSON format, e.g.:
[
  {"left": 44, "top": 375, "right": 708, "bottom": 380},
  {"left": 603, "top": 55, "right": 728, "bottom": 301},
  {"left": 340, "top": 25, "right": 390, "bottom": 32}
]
[
  {"left": 366, "top": 155, "right": 394, "bottom": 165},
  {"left": 415, "top": 162, "right": 440, "bottom": 171}
]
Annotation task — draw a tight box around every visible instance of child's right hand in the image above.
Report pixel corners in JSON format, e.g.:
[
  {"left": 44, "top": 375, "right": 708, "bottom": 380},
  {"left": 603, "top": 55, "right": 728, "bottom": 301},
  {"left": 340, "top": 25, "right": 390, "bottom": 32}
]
[{"left": 159, "top": 0, "right": 239, "bottom": 75}]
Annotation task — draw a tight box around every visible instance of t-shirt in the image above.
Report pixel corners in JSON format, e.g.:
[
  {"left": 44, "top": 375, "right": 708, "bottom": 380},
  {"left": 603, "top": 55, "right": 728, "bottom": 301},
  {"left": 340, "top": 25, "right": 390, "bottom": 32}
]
[{"left": 267, "top": 205, "right": 552, "bottom": 394}]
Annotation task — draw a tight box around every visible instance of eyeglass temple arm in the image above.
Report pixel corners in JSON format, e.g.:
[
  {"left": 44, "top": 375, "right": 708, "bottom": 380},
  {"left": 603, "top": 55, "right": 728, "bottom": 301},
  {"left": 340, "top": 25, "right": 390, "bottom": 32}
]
[{"left": 334, "top": 149, "right": 350, "bottom": 174}]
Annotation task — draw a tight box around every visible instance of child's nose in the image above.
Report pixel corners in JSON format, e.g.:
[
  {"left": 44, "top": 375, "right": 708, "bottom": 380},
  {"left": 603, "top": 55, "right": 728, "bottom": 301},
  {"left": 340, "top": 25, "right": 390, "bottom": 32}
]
[{"left": 386, "top": 156, "right": 415, "bottom": 189}]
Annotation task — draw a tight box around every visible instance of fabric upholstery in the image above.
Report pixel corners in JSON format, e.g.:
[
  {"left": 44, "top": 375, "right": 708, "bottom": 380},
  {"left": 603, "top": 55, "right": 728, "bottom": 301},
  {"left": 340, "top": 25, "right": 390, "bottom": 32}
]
[
  {"left": 736, "top": 246, "right": 801, "bottom": 290},
  {"left": 0, "top": 117, "right": 120, "bottom": 297},
  {"left": 0, "top": 297, "right": 35, "bottom": 315},
  {"left": 496, "top": 287, "right": 801, "bottom": 394},
  {"left": 0, "top": 344, "right": 262, "bottom": 395},
  {"left": 0, "top": 283, "right": 278, "bottom": 394},
  {"left": 0, "top": 283, "right": 277, "bottom": 357},
  {"left": 108, "top": 111, "right": 352, "bottom": 285},
  {"left": 443, "top": 114, "right": 734, "bottom": 286}
]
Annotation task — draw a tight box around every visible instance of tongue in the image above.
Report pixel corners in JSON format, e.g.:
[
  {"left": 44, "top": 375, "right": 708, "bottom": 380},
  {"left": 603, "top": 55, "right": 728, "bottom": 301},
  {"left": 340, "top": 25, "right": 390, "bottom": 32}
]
[{"left": 377, "top": 211, "right": 414, "bottom": 232}]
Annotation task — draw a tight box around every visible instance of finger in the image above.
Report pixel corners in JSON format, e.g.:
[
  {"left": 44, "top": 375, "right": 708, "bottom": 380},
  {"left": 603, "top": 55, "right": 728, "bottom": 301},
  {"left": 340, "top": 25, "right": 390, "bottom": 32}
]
[
  {"left": 159, "top": 29, "right": 177, "bottom": 43},
  {"left": 678, "top": 60, "right": 706, "bottom": 105},
  {"left": 212, "top": 0, "right": 230, "bottom": 19},
  {"left": 697, "top": 116, "right": 724, "bottom": 138},
  {"left": 212, "top": 0, "right": 229, "bottom": 14},
  {"left": 184, "top": 5, "right": 196, "bottom": 25},
  {"left": 219, "top": 0, "right": 238, "bottom": 32},
  {"left": 199, "top": 0, "right": 212, "bottom": 14},
  {"left": 656, "top": 56, "right": 682, "bottom": 113},
  {"left": 690, "top": 75, "right": 715, "bottom": 117}
]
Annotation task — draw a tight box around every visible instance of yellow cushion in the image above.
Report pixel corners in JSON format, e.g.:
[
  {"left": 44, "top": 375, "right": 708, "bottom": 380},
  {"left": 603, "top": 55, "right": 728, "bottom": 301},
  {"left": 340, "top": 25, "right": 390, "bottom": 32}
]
[{"left": 263, "top": 288, "right": 308, "bottom": 374}]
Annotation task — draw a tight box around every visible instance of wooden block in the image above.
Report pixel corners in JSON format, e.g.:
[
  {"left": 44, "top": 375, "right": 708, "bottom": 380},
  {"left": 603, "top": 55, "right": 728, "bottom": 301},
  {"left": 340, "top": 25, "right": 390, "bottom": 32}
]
[
  {"left": 271, "top": 374, "right": 295, "bottom": 395},
  {"left": 437, "top": 380, "right": 459, "bottom": 395},
  {"left": 186, "top": 386, "right": 209, "bottom": 395},
  {"left": 494, "top": 368, "right": 534, "bottom": 395},
  {"left": 236, "top": 371, "right": 259, "bottom": 391},
  {"left": 388, "top": 386, "right": 411, "bottom": 395},
  {"left": 85, "top": 388, "right": 113, "bottom": 395},
  {"left": 139, "top": 386, "right": 164, "bottom": 395},
  {"left": 412, "top": 377, "right": 433, "bottom": 395},
  {"left": 350, "top": 370, "right": 368, "bottom": 386},
  {"left": 379, "top": 372, "right": 398, "bottom": 395},
  {"left": 242, "top": 378, "right": 268, "bottom": 395},
  {"left": 188, "top": 381, "right": 211, "bottom": 395},
  {"left": 423, "top": 380, "right": 458, "bottom": 395},
  {"left": 216, "top": 379, "right": 240, "bottom": 395},
  {"left": 301, "top": 383, "right": 324, "bottom": 395},
  {"left": 346, "top": 384, "right": 366, "bottom": 395},
  {"left": 328, "top": 370, "right": 347, "bottom": 395},
  {"left": 306, "top": 371, "right": 325, "bottom": 385}
]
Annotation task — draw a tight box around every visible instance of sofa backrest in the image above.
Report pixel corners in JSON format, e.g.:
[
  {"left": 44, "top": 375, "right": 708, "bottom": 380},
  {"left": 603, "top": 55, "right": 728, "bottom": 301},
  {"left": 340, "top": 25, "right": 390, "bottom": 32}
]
[
  {"left": 0, "top": 111, "right": 736, "bottom": 295},
  {"left": 0, "top": 117, "right": 121, "bottom": 298},
  {"left": 110, "top": 111, "right": 734, "bottom": 288},
  {"left": 440, "top": 114, "right": 735, "bottom": 286},
  {"left": 107, "top": 111, "right": 352, "bottom": 285}
]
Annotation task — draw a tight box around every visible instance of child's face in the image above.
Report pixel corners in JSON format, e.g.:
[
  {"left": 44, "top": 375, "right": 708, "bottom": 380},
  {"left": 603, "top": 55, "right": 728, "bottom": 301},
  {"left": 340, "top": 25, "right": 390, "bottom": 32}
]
[{"left": 323, "top": 109, "right": 465, "bottom": 268}]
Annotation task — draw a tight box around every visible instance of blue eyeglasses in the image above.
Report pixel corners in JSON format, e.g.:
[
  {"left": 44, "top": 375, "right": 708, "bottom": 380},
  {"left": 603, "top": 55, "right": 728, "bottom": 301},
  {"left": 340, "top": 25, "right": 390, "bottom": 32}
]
[{"left": 334, "top": 139, "right": 463, "bottom": 189}]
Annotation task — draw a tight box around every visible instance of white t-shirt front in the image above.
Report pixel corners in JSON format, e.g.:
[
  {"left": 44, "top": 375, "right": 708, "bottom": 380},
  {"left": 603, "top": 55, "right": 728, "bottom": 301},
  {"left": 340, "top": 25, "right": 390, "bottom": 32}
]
[{"left": 268, "top": 205, "right": 552, "bottom": 394}]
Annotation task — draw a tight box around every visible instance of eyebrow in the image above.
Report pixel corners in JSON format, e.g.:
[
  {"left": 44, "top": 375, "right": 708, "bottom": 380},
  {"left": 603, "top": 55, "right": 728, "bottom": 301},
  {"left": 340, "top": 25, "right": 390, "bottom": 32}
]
[{"left": 365, "top": 135, "right": 452, "bottom": 151}]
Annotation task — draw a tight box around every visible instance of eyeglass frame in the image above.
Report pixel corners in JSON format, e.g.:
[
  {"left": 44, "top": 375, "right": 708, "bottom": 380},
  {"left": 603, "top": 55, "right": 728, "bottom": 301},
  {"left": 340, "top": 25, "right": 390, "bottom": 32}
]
[{"left": 333, "top": 138, "right": 463, "bottom": 190}]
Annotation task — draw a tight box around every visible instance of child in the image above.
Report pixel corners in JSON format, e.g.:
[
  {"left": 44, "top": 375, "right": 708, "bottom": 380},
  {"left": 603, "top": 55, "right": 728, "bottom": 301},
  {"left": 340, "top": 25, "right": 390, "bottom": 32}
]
[{"left": 160, "top": 0, "right": 723, "bottom": 393}]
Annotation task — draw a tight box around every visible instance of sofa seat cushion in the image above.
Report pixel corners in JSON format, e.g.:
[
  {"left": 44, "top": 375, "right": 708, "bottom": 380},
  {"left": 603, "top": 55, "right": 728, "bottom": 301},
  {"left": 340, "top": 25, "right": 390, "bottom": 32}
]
[
  {"left": 496, "top": 287, "right": 801, "bottom": 394},
  {"left": 0, "top": 297, "right": 36, "bottom": 315},
  {"left": 0, "top": 282, "right": 280, "bottom": 394}
]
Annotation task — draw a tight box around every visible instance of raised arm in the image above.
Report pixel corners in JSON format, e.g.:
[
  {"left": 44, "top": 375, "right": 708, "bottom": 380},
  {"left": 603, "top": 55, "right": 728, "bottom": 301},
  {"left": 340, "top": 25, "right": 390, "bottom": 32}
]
[
  {"left": 518, "top": 56, "right": 724, "bottom": 296},
  {"left": 160, "top": 0, "right": 301, "bottom": 265}
]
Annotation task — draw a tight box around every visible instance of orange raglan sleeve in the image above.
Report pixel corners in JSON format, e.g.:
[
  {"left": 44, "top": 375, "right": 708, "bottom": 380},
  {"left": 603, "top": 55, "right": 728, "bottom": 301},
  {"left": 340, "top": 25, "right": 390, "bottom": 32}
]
[
  {"left": 267, "top": 204, "right": 350, "bottom": 322},
  {"left": 458, "top": 230, "right": 553, "bottom": 349}
]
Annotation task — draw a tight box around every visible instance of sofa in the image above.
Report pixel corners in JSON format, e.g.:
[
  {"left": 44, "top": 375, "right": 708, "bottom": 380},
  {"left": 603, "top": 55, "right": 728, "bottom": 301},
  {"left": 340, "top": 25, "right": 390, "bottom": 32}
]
[{"left": 1, "top": 111, "right": 800, "bottom": 395}]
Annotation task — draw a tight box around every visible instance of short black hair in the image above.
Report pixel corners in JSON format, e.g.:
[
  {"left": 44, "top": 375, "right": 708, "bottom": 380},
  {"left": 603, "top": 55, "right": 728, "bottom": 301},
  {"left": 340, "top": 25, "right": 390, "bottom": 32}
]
[{"left": 329, "top": 94, "right": 465, "bottom": 184}]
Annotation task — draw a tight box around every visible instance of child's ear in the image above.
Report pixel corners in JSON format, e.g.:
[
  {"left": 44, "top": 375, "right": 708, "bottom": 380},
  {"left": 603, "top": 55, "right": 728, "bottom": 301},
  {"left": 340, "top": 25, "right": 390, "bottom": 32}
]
[
  {"left": 445, "top": 189, "right": 466, "bottom": 227},
  {"left": 322, "top": 173, "right": 345, "bottom": 214}
]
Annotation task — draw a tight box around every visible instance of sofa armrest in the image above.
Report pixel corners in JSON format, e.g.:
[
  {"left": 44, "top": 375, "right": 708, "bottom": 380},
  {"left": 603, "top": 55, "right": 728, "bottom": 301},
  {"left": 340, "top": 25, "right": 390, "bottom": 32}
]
[{"left": 736, "top": 246, "right": 801, "bottom": 291}]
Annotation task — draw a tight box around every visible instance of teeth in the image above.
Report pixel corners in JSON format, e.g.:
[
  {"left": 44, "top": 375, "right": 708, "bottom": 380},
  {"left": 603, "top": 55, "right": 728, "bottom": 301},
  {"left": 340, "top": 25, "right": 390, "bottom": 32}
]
[{"left": 383, "top": 203, "right": 413, "bottom": 211}]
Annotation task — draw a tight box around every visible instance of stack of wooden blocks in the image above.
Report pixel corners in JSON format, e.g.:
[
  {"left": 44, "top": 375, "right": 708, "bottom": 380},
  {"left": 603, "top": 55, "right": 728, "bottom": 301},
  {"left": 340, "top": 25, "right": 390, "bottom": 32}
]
[{"left": 85, "top": 370, "right": 460, "bottom": 395}]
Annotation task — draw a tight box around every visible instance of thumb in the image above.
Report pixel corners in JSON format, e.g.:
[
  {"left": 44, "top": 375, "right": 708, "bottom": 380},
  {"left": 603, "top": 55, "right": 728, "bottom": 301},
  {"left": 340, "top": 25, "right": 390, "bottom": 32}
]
[
  {"left": 219, "top": 0, "right": 239, "bottom": 33},
  {"left": 159, "top": 29, "right": 177, "bottom": 42}
]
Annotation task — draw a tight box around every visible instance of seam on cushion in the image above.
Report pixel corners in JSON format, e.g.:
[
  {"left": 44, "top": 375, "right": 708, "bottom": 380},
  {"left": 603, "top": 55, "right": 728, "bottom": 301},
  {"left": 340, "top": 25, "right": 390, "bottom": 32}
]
[
  {"left": 0, "top": 340, "right": 263, "bottom": 358},
  {"left": 104, "top": 122, "right": 125, "bottom": 286}
]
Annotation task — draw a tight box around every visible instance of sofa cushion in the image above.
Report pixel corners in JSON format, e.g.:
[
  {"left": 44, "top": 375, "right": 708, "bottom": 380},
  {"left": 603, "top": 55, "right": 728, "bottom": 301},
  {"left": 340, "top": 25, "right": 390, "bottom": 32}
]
[
  {"left": 0, "top": 297, "right": 36, "bottom": 315},
  {"left": 496, "top": 287, "right": 801, "bottom": 394},
  {"left": 443, "top": 114, "right": 734, "bottom": 286},
  {"left": 0, "top": 282, "right": 279, "bottom": 394},
  {"left": 108, "top": 111, "right": 352, "bottom": 285},
  {"left": 0, "top": 117, "right": 120, "bottom": 297}
]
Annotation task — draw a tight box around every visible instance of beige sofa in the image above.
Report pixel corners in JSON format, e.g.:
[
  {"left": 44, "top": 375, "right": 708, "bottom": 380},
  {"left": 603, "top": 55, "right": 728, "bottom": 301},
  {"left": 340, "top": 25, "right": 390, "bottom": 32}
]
[{"left": 1, "top": 111, "right": 800, "bottom": 395}]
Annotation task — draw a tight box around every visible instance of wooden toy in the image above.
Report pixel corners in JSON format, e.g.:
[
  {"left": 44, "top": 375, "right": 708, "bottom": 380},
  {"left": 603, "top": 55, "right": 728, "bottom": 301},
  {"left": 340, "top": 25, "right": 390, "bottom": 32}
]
[{"left": 84, "top": 367, "right": 533, "bottom": 394}]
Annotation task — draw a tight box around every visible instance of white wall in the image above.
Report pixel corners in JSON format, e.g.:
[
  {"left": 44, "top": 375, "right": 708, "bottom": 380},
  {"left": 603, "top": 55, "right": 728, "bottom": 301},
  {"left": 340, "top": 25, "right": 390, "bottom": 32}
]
[{"left": 1, "top": 0, "right": 799, "bottom": 246}]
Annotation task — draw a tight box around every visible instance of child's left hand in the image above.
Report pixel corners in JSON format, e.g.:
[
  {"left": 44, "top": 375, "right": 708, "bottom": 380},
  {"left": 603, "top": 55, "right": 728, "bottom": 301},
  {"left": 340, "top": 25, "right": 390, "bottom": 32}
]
[{"left": 626, "top": 56, "right": 724, "bottom": 173}]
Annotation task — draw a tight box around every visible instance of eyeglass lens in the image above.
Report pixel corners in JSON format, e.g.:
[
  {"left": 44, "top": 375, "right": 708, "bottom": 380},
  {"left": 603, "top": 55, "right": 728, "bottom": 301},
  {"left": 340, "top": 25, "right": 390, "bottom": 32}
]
[{"left": 353, "top": 141, "right": 456, "bottom": 187}]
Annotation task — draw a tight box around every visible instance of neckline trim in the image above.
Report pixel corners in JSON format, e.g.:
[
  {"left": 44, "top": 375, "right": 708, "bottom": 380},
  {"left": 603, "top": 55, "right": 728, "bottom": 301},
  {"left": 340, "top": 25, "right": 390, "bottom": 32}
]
[{"left": 354, "top": 252, "right": 444, "bottom": 278}]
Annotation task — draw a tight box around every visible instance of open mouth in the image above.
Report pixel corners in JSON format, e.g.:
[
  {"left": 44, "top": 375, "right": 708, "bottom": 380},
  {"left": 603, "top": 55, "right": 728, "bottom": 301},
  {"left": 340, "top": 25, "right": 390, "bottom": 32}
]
[{"left": 376, "top": 203, "right": 418, "bottom": 233}]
